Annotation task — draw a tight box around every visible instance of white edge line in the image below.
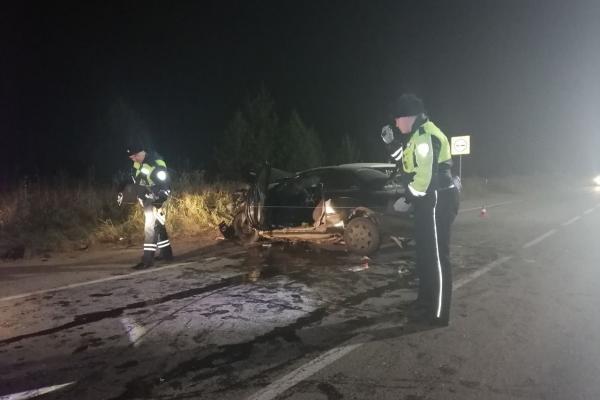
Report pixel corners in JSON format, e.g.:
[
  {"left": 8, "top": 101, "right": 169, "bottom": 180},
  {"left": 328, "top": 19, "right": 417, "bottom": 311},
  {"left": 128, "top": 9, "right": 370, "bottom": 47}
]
[
  {"left": 522, "top": 229, "right": 558, "bottom": 249},
  {"left": 0, "top": 262, "right": 195, "bottom": 303},
  {"left": 0, "top": 382, "right": 76, "bottom": 400},
  {"left": 453, "top": 256, "right": 513, "bottom": 290},
  {"left": 458, "top": 200, "right": 522, "bottom": 214},
  {"left": 247, "top": 255, "right": 514, "bottom": 400},
  {"left": 561, "top": 216, "right": 581, "bottom": 227},
  {"left": 246, "top": 335, "right": 370, "bottom": 400}
]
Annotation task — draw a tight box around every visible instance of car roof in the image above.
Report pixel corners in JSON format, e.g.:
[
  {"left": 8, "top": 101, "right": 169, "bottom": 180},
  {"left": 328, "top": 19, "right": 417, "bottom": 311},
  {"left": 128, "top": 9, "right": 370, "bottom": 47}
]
[
  {"left": 298, "top": 162, "right": 396, "bottom": 174},
  {"left": 337, "top": 163, "right": 397, "bottom": 169}
]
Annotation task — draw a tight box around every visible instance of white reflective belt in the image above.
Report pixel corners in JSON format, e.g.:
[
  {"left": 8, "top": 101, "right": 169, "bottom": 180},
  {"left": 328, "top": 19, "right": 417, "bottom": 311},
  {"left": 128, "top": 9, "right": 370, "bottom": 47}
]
[
  {"left": 391, "top": 146, "right": 403, "bottom": 158},
  {"left": 157, "top": 240, "right": 170, "bottom": 249}
]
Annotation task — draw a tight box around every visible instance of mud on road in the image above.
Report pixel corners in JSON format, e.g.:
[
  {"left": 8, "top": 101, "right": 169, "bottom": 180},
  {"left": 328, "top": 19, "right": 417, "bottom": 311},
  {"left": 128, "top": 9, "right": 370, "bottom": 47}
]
[{"left": 0, "top": 239, "right": 440, "bottom": 400}]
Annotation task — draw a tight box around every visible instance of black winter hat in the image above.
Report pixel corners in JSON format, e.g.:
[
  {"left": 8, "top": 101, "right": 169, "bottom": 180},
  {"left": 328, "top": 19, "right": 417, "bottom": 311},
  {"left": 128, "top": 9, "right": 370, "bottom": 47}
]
[
  {"left": 391, "top": 93, "right": 425, "bottom": 118},
  {"left": 126, "top": 140, "right": 145, "bottom": 156}
]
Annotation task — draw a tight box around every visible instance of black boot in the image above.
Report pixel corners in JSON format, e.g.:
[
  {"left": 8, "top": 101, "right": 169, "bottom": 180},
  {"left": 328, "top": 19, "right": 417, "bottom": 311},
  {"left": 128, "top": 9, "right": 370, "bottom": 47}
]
[
  {"left": 132, "top": 261, "right": 152, "bottom": 270},
  {"left": 155, "top": 246, "right": 173, "bottom": 262},
  {"left": 132, "top": 250, "right": 155, "bottom": 269}
]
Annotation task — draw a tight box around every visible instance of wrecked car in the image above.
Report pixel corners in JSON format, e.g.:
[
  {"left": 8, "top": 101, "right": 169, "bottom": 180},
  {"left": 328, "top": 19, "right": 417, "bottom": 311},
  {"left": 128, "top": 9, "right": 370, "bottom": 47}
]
[{"left": 231, "top": 163, "right": 412, "bottom": 255}]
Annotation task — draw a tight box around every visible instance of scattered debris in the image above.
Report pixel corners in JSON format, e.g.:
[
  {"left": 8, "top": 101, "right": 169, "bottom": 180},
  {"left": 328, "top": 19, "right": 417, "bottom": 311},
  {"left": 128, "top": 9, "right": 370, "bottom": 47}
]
[
  {"left": 398, "top": 267, "right": 411, "bottom": 275},
  {"left": 348, "top": 256, "right": 370, "bottom": 272}
]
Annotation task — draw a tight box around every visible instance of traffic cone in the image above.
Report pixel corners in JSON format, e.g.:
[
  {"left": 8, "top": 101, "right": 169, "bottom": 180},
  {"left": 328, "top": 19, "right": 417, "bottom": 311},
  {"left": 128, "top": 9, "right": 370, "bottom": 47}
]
[{"left": 480, "top": 206, "right": 487, "bottom": 217}]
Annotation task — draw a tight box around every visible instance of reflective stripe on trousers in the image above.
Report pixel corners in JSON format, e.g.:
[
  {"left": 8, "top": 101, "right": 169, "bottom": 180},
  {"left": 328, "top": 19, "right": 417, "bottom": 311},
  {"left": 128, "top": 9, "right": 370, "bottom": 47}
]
[
  {"left": 143, "top": 201, "right": 170, "bottom": 253},
  {"left": 412, "top": 188, "right": 457, "bottom": 322}
]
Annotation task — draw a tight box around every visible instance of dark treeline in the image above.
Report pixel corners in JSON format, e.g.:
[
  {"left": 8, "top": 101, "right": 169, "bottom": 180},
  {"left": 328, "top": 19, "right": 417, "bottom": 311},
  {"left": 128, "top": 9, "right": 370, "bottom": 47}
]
[
  {"left": 1, "top": 87, "right": 366, "bottom": 188},
  {"left": 212, "top": 87, "right": 362, "bottom": 180}
]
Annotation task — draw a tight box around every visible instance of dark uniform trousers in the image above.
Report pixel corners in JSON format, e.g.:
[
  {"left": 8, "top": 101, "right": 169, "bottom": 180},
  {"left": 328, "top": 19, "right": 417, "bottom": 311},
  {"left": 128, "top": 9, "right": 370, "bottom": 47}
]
[
  {"left": 412, "top": 186, "right": 459, "bottom": 324},
  {"left": 142, "top": 198, "right": 172, "bottom": 265}
]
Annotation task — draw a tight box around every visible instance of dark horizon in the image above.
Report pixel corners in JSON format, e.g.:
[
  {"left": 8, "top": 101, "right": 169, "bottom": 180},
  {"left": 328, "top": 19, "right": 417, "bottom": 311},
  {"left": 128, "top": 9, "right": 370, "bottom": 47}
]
[{"left": 2, "top": 0, "right": 600, "bottom": 184}]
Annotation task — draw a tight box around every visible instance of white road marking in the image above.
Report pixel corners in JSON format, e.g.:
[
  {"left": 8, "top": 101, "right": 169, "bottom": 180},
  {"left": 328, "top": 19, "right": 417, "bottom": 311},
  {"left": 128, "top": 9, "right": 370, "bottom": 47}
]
[
  {"left": 246, "top": 256, "right": 514, "bottom": 400},
  {"left": 0, "top": 262, "right": 195, "bottom": 303},
  {"left": 583, "top": 208, "right": 594, "bottom": 215},
  {"left": 561, "top": 216, "right": 581, "bottom": 227},
  {"left": 458, "top": 200, "right": 522, "bottom": 213},
  {"left": 522, "top": 229, "right": 557, "bottom": 249},
  {"left": 0, "top": 382, "right": 75, "bottom": 400},
  {"left": 246, "top": 334, "right": 370, "bottom": 400},
  {"left": 453, "top": 256, "right": 513, "bottom": 290}
]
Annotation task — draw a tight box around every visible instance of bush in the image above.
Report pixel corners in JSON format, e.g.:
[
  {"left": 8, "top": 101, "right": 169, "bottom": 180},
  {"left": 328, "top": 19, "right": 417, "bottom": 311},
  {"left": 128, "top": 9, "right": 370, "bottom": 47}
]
[{"left": 0, "top": 174, "right": 237, "bottom": 257}]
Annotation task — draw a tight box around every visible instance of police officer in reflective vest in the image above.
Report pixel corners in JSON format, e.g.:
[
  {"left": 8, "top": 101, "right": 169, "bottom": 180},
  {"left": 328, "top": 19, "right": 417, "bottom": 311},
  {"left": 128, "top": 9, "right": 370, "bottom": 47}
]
[
  {"left": 384, "top": 94, "right": 459, "bottom": 326},
  {"left": 120, "top": 143, "right": 174, "bottom": 269}
]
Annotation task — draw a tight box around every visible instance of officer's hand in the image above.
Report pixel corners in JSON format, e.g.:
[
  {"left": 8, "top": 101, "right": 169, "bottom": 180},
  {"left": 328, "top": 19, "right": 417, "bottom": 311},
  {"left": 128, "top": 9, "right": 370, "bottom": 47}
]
[
  {"left": 157, "top": 189, "right": 170, "bottom": 203},
  {"left": 381, "top": 125, "right": 394, "bottom": 144},
  {"left": 117, "top": 192, "right": 123, "bottom": 206}
]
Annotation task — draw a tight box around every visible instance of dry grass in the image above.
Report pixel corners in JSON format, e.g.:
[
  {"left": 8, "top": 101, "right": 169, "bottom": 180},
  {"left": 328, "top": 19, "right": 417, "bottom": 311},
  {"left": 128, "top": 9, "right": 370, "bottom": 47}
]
[{"left": 0, "top": 173, "right": 238, "bottom": 257}]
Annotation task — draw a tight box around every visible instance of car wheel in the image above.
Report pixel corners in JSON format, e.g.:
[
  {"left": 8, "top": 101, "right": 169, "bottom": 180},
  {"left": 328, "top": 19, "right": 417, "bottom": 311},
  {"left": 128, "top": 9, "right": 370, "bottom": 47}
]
[
  {"left": 344, "top": 217, "right": 380, "bottom": 255},
  {"left": 233, "top": 212, "right": 259, "bottom": 244}
]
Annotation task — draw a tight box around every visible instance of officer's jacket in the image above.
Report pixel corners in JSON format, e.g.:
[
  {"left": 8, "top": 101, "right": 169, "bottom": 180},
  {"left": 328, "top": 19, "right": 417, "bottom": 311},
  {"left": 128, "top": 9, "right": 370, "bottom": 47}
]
[
  {"left": 132, "top": 152, "right": 170, "bottom": 191},
  {"left": 402, "top": 118, "right": 453, "bottom": 196}
]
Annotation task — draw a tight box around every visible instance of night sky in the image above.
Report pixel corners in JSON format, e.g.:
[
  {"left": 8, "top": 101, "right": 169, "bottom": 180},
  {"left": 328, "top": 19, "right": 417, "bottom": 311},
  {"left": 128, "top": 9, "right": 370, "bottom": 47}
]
[{"left": 2, "top": 0, "right": 600, "bottom": 184}]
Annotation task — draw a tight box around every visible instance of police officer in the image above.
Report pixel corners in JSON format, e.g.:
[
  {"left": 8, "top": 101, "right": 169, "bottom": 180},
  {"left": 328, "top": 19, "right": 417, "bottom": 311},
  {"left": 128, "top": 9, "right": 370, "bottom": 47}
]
[
  {"left": 384, "top": 94, "right": 459, "bottom": 326},
  {"left": 119, "top": 143, "right": 174, "bottom": 269}
]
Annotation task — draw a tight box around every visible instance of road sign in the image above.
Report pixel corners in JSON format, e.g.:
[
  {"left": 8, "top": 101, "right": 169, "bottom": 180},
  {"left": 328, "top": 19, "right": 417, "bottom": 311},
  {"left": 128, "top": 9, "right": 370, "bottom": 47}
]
[{"left": 451, "top": 135, "right": 471, "bottom": 155}]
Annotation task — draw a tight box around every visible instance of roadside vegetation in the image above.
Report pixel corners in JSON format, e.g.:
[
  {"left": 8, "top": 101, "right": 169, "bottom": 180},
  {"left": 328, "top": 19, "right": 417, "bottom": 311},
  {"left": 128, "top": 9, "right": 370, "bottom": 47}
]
[{"left": 0, "top": 172, "right": 237, "bottom": 259}]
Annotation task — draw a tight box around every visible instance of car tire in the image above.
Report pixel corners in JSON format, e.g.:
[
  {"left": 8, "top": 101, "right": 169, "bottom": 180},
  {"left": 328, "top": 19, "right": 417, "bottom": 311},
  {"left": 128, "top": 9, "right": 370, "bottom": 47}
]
[
  {"left": 344, "top": 217, "right": 380, "bottom": 255},
  {"left": 233, "top": 212, "right": 259, "bottom": 244}
]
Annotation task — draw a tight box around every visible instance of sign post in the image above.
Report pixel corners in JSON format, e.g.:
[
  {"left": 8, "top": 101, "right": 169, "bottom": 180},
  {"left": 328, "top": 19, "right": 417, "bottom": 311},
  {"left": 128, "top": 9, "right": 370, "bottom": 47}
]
[{"left": 450, "top": 135, "right": 471, "bottom": 181}]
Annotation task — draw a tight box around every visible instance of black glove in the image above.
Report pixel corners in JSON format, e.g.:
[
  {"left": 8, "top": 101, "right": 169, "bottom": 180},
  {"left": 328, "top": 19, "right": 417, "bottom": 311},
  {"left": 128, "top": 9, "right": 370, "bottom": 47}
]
[
  {"left": 149, "top": 188, "right": 171, "bottom": 204},
  {"left": 403, "top": 187, "right": 415, "bottom": 204}
]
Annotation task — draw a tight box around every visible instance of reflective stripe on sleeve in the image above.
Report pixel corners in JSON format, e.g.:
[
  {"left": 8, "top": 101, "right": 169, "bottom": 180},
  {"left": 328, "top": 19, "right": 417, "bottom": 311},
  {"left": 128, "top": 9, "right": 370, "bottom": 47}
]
[{"left": 408, "top": 183, "right": 427, "bottom": 197}]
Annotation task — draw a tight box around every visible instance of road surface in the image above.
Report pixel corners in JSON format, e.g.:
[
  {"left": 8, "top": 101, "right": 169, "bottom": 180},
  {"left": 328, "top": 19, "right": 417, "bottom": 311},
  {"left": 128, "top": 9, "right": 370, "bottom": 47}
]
[{"left": 0, "top": 187, "right": 599, "bottom": 400}]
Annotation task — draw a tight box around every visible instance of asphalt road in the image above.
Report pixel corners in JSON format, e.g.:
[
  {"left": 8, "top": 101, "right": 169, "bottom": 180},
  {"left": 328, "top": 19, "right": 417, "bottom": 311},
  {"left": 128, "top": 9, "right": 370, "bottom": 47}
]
[{"left": 0, "top": 187, "right": 599, "bottom": 400}]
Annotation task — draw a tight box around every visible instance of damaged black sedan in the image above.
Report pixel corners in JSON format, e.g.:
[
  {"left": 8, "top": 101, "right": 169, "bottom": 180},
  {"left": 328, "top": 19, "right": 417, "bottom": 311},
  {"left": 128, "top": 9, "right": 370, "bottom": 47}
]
[{"left": 231, "top": 163, "right": 412, "bottom": 255}]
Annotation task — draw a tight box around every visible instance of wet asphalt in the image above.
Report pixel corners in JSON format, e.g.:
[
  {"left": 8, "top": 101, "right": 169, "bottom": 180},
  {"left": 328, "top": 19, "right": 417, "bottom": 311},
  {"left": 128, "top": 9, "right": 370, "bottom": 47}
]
[{"left": 1, "top": 187, "right": 599, "bottom": 400}]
